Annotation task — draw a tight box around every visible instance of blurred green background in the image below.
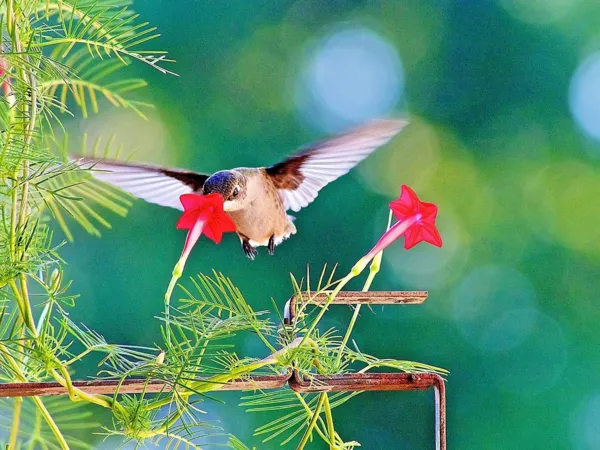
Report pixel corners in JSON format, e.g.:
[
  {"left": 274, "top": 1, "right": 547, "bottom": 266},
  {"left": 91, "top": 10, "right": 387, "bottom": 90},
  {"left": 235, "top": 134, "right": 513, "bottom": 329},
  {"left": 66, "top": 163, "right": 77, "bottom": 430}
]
[{"left": 58, "top": 0, "right": 600, "bottom": 448}]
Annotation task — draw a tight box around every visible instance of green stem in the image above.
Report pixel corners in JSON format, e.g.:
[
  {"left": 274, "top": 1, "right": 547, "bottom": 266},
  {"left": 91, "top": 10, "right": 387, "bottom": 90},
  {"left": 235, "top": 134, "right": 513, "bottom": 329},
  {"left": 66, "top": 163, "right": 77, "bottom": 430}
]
[
  {"left": 9, "top": 396, "right": 23, "bottom": 449},
  {"left": 322, "top": 393, "right": 336, "bottom": 450},
  {"left": 296, "top": 271, "right": 357, "bottom": 355},
  {"left": 294, "top": 392, "right": 333, "bottom": 443},
  {"left": 31, "top": 397, "right": 69, "bottom": 450},
  {"left": 9, "top": 187, "right": 18, "bottom": 262},
  {"left": 50, "top": 367, "right": 128, "bottom": 419},
  {"left": 164, "top": 259, "right": 185, "bottom": 347},
  {"left": 136, "top": 404, "right": 184, "bottom": 438},
  {"left": 334, "top": 210, "right": 393, "bottom": 368},
  {"left": 296, "top": 393, "right": 326, "bottom": 450},
  {"left": 8, "top": 280, "right": 30, "bottom": 330}
]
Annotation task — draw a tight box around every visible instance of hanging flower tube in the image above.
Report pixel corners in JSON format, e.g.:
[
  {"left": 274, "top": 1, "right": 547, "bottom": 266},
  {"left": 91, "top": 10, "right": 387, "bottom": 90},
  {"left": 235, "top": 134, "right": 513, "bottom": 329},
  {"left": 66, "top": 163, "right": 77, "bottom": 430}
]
[
  {"left": 164, "top": 193, "right": 237, "bottom": 310},
  {"left": 352, "top": 184, "right": 442, "bottom": 275}
]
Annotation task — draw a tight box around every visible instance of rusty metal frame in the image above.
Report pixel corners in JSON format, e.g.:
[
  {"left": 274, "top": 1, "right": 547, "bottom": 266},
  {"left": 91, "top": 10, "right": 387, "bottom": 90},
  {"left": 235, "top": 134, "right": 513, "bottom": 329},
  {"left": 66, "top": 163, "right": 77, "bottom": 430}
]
[
  {"left": 0, "top": 291, "right": 446, "bottom": 449},
  {"left": 285, "top": 291, "right": 446, "bottom": 450}
]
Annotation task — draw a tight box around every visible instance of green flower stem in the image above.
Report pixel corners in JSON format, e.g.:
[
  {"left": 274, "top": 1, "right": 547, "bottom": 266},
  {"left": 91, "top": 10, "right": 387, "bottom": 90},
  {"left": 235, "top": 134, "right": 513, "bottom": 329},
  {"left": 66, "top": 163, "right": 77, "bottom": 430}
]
[
  {"left": 296, "top": 271, "right": 357, "bottom": 356},
  {"left": 296, "top": 393, "right": 326, "bottom": 450},
  {"left": 333, "top": 254, "right": 382, "bottom": 370},
  {"left": 9, "top": 396, "right": 23, "bottom": 449},
  {"left": 164, "top": 258, "right": 186, "bottom": 347},
  {"left": 294, "top": 392, "right": 334, "bottom": 443},
  {"left": 334, "top": 210, "right": 393, "bottom": 369},
  {"left": 322, "top": 393, "right": 336, "bottom": 450},
  {"left": 165, "top": 259, "right": 185, "bottom": 307}
]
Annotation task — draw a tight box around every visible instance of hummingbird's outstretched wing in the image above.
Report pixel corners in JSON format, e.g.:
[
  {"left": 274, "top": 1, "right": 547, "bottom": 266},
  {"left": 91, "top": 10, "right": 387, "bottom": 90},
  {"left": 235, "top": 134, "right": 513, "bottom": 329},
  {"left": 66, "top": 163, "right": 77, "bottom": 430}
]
[
  {"left": 265, "top": 119, "right": 408, "bottom": 212},
  {"left": 73, "top": 157, "right": 209, "bottom": 210}
]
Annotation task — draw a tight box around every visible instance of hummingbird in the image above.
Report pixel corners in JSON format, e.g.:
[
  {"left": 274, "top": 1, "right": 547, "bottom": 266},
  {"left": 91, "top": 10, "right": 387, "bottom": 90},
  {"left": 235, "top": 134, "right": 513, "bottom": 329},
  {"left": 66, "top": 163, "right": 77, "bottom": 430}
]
[{"left": 77, "top": 119, "right": 407, "bottom": 259}]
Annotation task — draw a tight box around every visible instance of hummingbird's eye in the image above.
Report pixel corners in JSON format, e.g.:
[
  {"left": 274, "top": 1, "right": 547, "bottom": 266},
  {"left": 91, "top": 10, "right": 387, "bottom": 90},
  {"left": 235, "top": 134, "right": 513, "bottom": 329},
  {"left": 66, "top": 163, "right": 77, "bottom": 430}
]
[{"left": 232, "top": 187, "right": 239, "bottom": 198}]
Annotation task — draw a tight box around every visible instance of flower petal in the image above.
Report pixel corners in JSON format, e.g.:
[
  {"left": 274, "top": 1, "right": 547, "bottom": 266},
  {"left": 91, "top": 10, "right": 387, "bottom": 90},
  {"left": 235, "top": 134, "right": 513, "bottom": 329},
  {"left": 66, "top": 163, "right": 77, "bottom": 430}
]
[
  {"left": 180, "top": 193, "right": 205, "bottom": 210},
  {"left": 421, "top": 222, "right": 443, "bottom": 247},
  {"left": 176, "top": 210, "right": 200, "bottom": 229},
  {"left": 215, "top": 213, "right": 237, "bottom": 233},
  {"left": 403, "top": 226, "right": 422, "bottom": 250},
  {"left": 390, "top": 185, "right": 421, "bottom": 221},
  {"left": 203, "top": 220, "right": 223, "bottom": 243},
  {"left": 419, "top": 201, "right": 439, "bottom": 221}
]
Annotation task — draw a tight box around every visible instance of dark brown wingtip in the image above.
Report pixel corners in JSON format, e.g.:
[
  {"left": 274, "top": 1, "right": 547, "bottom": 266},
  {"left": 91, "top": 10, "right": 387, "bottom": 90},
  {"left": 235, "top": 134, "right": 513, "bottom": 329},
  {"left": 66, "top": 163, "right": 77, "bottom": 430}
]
[
  {"left": 160, "top": 169, "right": 209, "bottom": 192},
  {"left": 265, "top": 154, "right": 309, "bottom": 190}
]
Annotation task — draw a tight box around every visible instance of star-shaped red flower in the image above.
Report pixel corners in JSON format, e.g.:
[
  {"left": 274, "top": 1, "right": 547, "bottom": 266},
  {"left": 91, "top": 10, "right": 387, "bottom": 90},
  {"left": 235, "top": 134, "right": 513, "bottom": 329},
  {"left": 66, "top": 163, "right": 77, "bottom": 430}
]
[
  {"left": 389, "top": 185, "right": 442, "bottom": 249},
  {"left": 354, "top": 185, "right": 443, "bottom": 273},
  {"left": 176, "top": 193, "right": 236, "bottom": 244}
]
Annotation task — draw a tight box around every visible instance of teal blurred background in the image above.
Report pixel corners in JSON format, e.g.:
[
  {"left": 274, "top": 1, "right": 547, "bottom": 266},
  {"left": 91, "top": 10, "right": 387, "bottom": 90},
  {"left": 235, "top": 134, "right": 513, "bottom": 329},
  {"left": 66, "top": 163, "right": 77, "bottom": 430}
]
[{"left": 59, "top": 0, "right": 600, "bottom": 448}]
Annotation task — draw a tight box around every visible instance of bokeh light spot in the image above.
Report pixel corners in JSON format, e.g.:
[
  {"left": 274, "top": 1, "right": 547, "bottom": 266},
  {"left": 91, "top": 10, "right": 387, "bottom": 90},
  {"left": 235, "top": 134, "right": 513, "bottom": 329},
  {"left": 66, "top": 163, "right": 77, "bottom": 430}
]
[
  {"left": 480, "top": 307, "right": 538, "bottom": 351},
  {"left": 523, "top": 161, "right": 600, "bottom": 254},
  {"left": 452, "top": 266, "right": 537, "bottom": 351},
  {"left": 570, "top": 52, "right": 600, "bottom": 144},
  {"left": 499, "top": 0, "right": 579, "bottom": 25},
  {"left": 483, "top": 312, "right": 567, "bottom": 396},
  {"left": 295, "top": 25, "right": 403, "bottom": 132},
  {"left": 70, "top": 109, "right": 173, "bottom": 165},
  {"left": 571, "top": 392, "right": 600, "bottom": 450}
]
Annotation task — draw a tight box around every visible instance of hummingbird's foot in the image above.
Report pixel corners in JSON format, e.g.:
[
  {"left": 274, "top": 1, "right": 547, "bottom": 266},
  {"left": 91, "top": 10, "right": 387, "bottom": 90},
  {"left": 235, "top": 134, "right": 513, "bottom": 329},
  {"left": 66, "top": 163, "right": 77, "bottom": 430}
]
[
  {"left": 268, "top": 235, "right": 275, "bottom": 255},
  {"left": 242, "top": 240, "right": 258, "bottom": 260}
]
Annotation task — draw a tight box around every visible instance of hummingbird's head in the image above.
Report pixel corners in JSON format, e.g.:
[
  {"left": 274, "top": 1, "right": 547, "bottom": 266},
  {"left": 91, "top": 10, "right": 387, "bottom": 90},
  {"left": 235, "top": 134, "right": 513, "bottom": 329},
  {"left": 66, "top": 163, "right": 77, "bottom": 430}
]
[{"left": 202, "top": 170, "right": 247, "bottom": 211}]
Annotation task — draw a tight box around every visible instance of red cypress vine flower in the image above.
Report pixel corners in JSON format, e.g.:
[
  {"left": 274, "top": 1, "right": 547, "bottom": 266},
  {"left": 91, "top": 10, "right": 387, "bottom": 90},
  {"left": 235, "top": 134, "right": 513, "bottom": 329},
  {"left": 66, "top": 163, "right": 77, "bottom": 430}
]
[
  {"left": 354, "top": 185, "right": 442, "bottom": 274},
  {"left": 176, "top": 193, "right": 237, "bottom": 262},
  {"left": 165, "top": 193, "right": 236, "bottom": 310}
]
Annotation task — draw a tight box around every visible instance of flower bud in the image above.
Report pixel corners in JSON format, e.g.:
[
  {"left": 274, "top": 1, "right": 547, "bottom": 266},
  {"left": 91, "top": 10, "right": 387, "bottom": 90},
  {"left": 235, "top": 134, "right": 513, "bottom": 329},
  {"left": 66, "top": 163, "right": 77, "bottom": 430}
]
[{"left": 50, "top": 269, "right": 62, "bottom": 292}]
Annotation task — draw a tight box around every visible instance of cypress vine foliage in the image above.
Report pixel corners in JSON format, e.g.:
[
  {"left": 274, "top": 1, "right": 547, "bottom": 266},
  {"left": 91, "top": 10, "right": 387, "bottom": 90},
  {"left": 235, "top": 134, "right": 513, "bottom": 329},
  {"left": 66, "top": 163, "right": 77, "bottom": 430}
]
[{"left": 0, "top": 1, "right": 446, "bottom": 448}]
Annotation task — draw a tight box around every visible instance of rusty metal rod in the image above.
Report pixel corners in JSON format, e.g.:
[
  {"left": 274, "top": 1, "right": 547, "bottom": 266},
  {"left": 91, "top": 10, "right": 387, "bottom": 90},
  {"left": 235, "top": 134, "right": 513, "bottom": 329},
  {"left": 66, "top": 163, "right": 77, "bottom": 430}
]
[
  {"left": 434, "top": 379, "right": 447, "bottom": 450},
  {"left": 285, "top": 291, "right": 428, "bottom": 324},
  {"left": 296, "top": 291, "right": 428, "bottom": 304},
  {"left": 289, "top": 372, "right": 442, "bottom": 392},
  {"left": 0, "top": 375, "right": 291, "bottom": 397}
]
